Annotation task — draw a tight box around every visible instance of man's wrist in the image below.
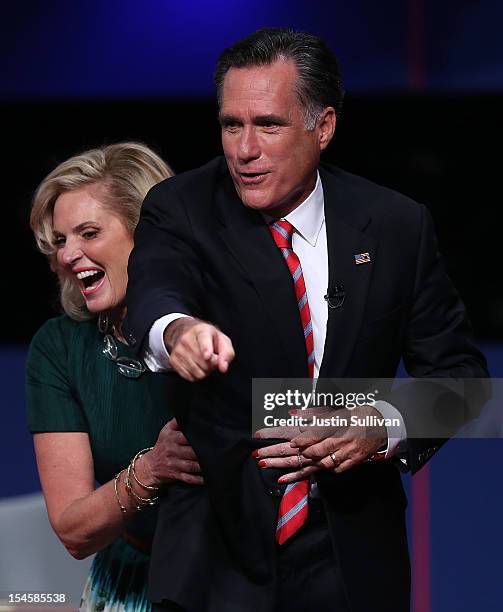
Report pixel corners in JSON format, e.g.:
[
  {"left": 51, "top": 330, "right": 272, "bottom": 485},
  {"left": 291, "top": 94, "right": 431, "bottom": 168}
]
[
  {"left": 373, "top": 399, "right": 407, "bottom": 459},
  {"left": 163, "top": 317, "right": 197, "bottom": 352}
]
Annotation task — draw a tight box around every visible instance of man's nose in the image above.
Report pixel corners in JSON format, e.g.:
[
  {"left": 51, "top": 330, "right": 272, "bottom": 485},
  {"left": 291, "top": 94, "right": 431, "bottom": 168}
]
[{"left": 237, "top": 127, "right": 260, "bottom": 162}]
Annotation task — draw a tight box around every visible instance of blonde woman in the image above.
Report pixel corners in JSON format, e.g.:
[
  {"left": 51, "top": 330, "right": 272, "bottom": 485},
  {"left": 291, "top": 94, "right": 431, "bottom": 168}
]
[{"left": 27, "top": 143, "right": 202, "bottom": 611}]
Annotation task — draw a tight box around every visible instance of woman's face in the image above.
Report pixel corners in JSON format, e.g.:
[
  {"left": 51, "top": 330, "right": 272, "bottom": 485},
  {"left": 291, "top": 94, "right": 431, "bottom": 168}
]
[{"left": 52, "top": 186, "right": 134, "bottom": 315}]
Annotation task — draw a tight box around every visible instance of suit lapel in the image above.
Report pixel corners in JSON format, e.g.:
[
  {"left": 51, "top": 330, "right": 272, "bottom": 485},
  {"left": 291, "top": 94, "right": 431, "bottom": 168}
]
[
  {"left": 215, "top": 173, "right": 309, "bottom": 378},
  {"left": 319, "top": 167, "right": 377, "bottom": 377}
]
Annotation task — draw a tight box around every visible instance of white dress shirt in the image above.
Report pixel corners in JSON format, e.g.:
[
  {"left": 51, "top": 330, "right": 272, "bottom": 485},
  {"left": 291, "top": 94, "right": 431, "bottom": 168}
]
[{"left": 144, "top": 172, "right": 406, "bottom": 457}]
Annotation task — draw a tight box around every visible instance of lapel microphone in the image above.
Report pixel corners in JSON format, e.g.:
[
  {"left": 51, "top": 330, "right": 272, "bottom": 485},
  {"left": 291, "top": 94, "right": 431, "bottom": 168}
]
[{"left": 324, "top": 283, "right": 345, "bottom": 309}]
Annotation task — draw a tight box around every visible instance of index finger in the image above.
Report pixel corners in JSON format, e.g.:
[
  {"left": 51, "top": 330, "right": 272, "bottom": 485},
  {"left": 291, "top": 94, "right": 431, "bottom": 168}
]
[
  {"left": 255, "top": 426, "right": 301, "bottom": 440},
  {"left": 195, "top": 327, "right": 219, "bottom": 361},
  {"left": 254, "top": 441, "right": 297, "bottom": 458},
  {"left": 215, "top": 332, "right": 235, "bottom": 373},
  {"left": 167, "top": 418, "right": 179, "bottom": 430},
  {"left": 289, "top": 407, "right": 334, "bottom": 420},
  {"left": 289, "top": 433, "right": 320, "bottom": 449},
  {"left": 290, "top": 425, "right": 343, "bottom": 448},
  {"left": 164, "top": 422, "right": 191, "bottom": 446}
]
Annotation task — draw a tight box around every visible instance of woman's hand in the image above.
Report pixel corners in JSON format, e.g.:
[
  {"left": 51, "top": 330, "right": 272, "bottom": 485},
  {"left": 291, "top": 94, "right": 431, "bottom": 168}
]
[
  {"left": 136, "top": 418, "right": 204, "bottom": 487},
  {"left": 253, "top": 438, "right": 320, "bottom": 483},
  {"left": 253, "top": 406, "right": 387, "bottom": 484},
  {"left": 253, "top": 424, "right": 320, "bottom": 483},
  {"left": 33, "top": 420, "right": 202, "bottom": 561}
]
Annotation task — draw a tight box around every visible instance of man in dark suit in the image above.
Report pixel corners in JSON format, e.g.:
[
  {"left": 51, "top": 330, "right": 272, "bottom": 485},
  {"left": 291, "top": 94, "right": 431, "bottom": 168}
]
[{"left": 124, "top": 28, "right": 488, "bottom": 612}]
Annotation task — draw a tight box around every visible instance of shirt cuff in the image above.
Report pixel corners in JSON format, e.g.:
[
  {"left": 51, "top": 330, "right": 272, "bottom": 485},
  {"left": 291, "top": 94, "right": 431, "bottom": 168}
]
[
  {"left": 373, "top": 400, "right": 407, "bottom": 459},
  {"left": 143, "top": 313, "right": 191, "bottom": 372}
]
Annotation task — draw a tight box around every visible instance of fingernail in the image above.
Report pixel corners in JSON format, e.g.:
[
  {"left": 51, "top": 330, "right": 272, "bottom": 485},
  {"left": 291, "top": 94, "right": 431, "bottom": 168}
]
[
  {"left": 258, "top": 460, "right": 267, "bottom": 467},
  {"left": 277, "top": 477, "right": 286, "bottom": 483},
  {"left": 254, "top": 432, "right": 262, "bottom": 439},
  {"left": 290, "top": 441, "right": 298, "bottom": 448},
  {"left": 288, "top": 409, "right": 297, "bottom": 415},
  {"left": 251, "top": 450, "right": 259, "bottom": 458}
]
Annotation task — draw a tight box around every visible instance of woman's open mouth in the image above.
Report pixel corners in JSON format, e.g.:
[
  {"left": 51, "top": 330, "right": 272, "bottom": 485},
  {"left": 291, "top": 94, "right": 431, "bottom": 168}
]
[{"left": 76, "top": 269, "right": 106, "bottom": 296}]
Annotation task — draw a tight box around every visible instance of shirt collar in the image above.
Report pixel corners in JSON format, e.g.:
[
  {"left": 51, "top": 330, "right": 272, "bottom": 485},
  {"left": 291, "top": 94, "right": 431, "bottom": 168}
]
[{"left": 284, "top": 171, "right": 324, "bottom": 246}]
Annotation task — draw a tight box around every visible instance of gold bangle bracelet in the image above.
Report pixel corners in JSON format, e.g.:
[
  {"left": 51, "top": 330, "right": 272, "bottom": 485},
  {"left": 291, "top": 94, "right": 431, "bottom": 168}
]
[
  {"left": 131, "top": 447, "right": 160, "bottom": 491},
  {"left": 125, "top": 463, "right": 158, "bottom": 508},
  {"left": 124, "top": 466, "right": 145, "bottom": 511},
  {"left": 114, "top": 470, "right": 127, "bottom": 515}
]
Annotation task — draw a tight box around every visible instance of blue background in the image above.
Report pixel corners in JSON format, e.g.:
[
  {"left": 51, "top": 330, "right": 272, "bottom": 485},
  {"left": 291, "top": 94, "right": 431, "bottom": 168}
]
[{"left": 2, "top": 0, "right": 503, "bottom": 99}]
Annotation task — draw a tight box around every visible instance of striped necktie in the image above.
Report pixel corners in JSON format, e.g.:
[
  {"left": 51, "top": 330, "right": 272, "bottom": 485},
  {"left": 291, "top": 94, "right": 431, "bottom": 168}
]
[{"left": 269, "top": 220, "right": 314, "bottom": 544}]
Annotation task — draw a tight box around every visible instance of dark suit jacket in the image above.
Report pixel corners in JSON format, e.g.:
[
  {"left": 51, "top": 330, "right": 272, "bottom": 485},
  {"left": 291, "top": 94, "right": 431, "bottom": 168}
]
[{"left": 124, "top": 157, "right": 488, "bottom": 612}]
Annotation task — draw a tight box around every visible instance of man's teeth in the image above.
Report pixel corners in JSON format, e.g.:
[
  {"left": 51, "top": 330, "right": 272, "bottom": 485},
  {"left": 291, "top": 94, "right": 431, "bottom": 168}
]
[{"left": 76, "top": 270, "right": 100, "bottom": 280}]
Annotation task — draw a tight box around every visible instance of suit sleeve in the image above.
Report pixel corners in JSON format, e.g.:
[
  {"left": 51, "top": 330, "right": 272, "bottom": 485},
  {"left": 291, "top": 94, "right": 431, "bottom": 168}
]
[
  {"left": 123, "top": 181, "right": 204, "bottom": 352},
  {"left": 392, "top": 204, "right": 490, "bottom": 473}
]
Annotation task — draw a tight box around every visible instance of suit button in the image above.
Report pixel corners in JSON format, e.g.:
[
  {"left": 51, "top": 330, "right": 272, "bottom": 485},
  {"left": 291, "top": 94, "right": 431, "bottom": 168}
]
[
  {"left": 128, "top": 333, "right": 136, "bottom": 346},
  {"left": 269, "top": 486, "right": 283, "bottom": 497}
]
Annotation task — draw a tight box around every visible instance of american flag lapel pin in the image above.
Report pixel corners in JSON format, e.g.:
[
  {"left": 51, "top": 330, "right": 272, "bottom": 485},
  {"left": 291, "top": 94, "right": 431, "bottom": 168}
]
[{"left": 354, "top": 252, "right": 371, "bottom": 265}]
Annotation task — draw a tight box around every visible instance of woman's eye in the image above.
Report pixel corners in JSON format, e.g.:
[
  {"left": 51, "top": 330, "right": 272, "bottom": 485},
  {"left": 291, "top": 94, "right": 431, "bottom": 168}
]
[
  {"left": 82, "top": 230, "right": 98, "bottom": 240},
  {"left": 53, "top": 237, "right": 66, "bottom": 248}
]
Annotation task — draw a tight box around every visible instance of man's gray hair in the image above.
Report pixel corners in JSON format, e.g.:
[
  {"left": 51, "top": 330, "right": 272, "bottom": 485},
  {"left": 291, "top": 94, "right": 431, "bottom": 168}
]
[{"left": 214, "top": 28, "right": 344, "bottom": 130}]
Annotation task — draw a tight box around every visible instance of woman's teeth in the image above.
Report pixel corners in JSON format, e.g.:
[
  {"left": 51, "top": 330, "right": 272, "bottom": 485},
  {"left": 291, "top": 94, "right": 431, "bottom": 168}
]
[
  {"left": 76, "top": 269, "right": 105, "bottom": 290},
  {"left": 76, "top": 270, "right": 100, "bottom": 280}
]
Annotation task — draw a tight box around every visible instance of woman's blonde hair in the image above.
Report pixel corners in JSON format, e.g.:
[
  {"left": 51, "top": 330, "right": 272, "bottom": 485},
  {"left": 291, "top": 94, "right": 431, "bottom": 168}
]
[{"left": 30, "top": 142, "right": 173, "bottom": 320}]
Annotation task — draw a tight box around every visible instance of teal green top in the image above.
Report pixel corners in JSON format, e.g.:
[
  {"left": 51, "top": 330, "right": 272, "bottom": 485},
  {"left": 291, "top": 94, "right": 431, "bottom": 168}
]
[{"left": 26, "top": 315, "right": 171, "bottom": 541}]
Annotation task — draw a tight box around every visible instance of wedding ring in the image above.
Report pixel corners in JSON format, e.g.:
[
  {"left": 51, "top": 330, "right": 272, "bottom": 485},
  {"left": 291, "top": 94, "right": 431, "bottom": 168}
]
[{"left": 329, "top": 451, "right": 339, "bottom": 467}]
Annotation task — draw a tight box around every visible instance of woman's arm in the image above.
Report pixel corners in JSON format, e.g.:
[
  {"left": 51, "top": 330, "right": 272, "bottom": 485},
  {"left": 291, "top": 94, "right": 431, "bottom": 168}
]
[{"left": 34, "top": 419, "right": 202, "bottom": 560}]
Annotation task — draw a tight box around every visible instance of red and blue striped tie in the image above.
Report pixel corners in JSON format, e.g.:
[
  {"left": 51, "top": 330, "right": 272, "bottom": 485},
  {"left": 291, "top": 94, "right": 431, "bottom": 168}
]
[{"left": 269, "top": 220, "right": 314, "bottom": 544}]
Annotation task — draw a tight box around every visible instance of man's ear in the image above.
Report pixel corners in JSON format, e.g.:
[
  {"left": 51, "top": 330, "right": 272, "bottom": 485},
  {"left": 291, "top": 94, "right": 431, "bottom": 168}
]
[{"left": 318, "top": 107, "right": 336, "bottom": 152}]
